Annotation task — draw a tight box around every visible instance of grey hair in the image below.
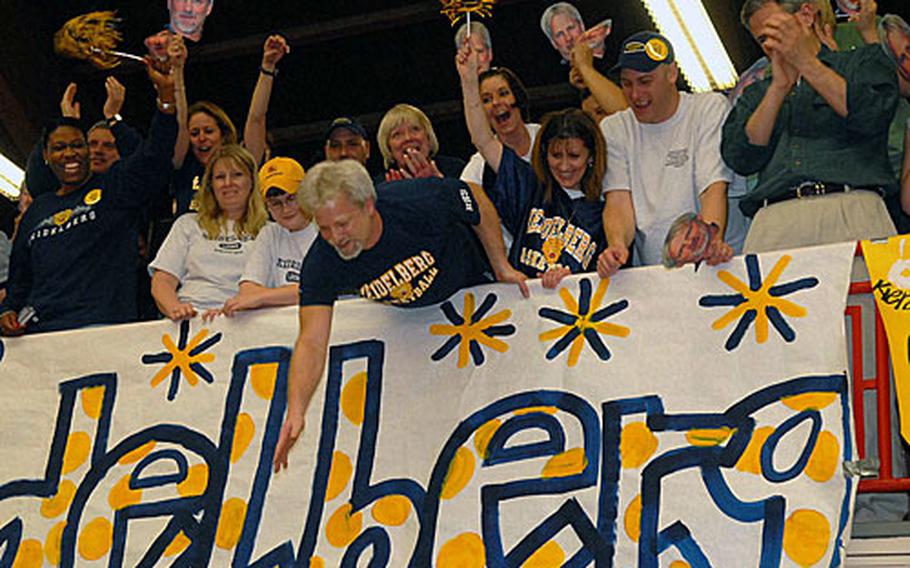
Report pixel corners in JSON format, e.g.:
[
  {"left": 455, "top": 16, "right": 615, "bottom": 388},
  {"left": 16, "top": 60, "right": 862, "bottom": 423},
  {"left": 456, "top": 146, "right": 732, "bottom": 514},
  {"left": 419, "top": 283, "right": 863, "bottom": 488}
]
[
  {"left": 87, "top": 120, "right": 112, "bottom": 136},
  {"left": 540, "top": 2, "right": 583, "bottom": 42},
  {"left": 298, "top": 159, "right": 376, "bottom": 215},
  {"left": 879, "top": 14, "right": 910, "bottom": 64},
  {"left": 662, "top": 212, "right": 699, "bottom": 268},
  {"left": 740, "top": 0, "right": 808, "bottom": 28},
  {"left": 454, "top": 21, "right": 492, "bottom": 50}
]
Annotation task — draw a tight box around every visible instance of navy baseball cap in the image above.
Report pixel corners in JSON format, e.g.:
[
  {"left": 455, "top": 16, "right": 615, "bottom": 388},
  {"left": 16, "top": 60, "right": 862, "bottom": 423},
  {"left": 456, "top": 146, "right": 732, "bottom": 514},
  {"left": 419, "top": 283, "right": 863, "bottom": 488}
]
[
  {"left": 611, "top": 31, "right": 675, "bottom": 75},
  {"left": 324, "top": 116, "right": 368, "bottom": 142}
]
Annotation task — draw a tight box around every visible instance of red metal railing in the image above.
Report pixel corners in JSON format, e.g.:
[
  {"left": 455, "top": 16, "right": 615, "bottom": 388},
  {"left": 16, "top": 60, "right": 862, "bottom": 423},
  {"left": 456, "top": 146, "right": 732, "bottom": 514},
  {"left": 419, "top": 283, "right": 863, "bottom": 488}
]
[{"left": 849, "top": 244, "right": 910, "bottom": 493}]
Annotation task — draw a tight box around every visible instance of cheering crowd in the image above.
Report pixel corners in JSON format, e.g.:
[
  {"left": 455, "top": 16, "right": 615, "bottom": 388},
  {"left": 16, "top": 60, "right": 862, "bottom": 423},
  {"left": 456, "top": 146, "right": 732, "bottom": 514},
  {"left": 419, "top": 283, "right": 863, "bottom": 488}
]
[{"left": 0, "top": 0, "right": 907, "bottom": 347}]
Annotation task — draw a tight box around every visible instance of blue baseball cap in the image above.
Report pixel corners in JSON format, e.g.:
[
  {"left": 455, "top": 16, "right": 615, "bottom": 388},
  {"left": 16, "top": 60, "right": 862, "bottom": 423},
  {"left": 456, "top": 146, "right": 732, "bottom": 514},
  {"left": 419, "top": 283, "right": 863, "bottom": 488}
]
[
  {"left": 611, "top": 31, "right": 675, "bottom": 75},
  {"left": 324, "top": 116, "right": 369, "bottom": 142}
]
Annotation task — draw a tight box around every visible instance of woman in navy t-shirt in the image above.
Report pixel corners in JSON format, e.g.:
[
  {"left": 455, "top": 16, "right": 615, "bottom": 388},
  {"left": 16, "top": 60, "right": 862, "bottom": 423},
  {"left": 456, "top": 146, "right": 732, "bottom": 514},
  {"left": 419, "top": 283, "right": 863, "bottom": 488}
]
[{"left": 457, "top": 45, "right": 608, "bottom": 288}]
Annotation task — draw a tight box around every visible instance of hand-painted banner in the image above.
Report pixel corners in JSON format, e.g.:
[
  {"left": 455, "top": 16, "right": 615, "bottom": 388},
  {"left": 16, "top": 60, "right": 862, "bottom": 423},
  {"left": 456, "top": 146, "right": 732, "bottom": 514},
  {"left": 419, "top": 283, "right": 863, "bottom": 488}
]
[
  {"left": 862, "top": 235, "right": 910, "bottom": 445},
  {"left": 0, "top": 242, "right": 856, "bottom": 567}
]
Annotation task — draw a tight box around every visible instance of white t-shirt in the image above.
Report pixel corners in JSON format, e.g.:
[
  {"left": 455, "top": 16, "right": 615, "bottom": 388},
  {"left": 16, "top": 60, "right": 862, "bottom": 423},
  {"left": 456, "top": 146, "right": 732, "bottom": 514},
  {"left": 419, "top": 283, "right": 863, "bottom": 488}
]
[
  {"left": 149, "top": 213, "right": 257, "bottom": 311},
  {"left": 241, "top": 221, "right": 318, "bottom": 288},
  {"left": 601, "top": 92, "right": 734, "bottom": 266},
  {"left": 459, "top": 123, "right": 542, "bottom": 185}
]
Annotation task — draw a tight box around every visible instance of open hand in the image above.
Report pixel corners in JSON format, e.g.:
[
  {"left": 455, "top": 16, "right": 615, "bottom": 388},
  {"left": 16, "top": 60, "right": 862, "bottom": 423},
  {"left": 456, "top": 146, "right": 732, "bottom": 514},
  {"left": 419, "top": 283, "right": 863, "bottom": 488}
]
[
  {"left": 102, "top": 77, "right": 126, "bottom": 119},
  {"left": 399, "top": 147, "right": 443, "bottom": 179},
  {"left": 495, "top": 265, "right": 530, "bottom": 298},
  {"left": 60, "top": 83, "right": 80, "bottom": 119}
]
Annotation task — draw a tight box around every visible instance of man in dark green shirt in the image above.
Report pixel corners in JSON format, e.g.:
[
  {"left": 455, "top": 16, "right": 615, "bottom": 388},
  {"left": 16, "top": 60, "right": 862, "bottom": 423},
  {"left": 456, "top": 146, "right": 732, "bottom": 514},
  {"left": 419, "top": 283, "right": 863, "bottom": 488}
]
[{"left": 722, "top": 0, "right": 899, "bottom": 253}]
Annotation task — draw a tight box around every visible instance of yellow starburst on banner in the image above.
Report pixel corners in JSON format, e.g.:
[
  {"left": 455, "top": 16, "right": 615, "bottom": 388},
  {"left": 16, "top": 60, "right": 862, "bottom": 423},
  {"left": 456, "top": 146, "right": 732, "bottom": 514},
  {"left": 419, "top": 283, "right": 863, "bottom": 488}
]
[
  {"left": 699, "top": 254, "right": 818, "bottom": 351},
  {"left": 430, "top": 292, "right": 514, "bottom": 368},
  {"left": 439, "top": 0, "right": 496, "bottom": 27},
  {"left": 538, "top": 278, "right": 631, "bottom": 367},
  {"left": 142, "top": 321, "right": 222, "bottom": 400}
]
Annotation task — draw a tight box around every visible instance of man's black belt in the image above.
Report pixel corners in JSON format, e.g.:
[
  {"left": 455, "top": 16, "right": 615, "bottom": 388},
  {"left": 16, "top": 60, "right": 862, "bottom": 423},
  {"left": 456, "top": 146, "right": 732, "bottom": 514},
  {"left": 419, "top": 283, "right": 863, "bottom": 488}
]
[{"left": 763, "top": 181, "right": 884, "bottom": 207}]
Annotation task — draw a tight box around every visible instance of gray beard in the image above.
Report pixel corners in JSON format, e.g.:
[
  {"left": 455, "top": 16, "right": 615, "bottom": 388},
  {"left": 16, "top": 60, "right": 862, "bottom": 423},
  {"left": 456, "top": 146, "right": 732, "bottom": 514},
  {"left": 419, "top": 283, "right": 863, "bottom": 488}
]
[{"left": 334, "top": 242, "right": 363, "bottom": 261}]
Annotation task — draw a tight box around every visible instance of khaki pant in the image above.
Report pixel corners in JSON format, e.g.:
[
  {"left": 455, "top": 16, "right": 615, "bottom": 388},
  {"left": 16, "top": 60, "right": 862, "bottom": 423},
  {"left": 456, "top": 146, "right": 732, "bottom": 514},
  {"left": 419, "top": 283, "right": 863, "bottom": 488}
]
[{"left": 743, "top": 190, "right": 896, "bottom": 254}]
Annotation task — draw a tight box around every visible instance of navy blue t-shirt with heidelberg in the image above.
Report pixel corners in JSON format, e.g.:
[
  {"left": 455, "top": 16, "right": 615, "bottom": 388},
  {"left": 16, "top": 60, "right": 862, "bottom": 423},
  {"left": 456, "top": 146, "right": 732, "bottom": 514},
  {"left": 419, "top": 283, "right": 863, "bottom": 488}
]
[
  {"left": 493, "top": 147, "right": 606, "bottom": 277},
  {"left": 299, "top": 177, "right": 492, "bottom": 307},
  {"left": 2, "top": 111, "right": 177, "bottom": 333}
]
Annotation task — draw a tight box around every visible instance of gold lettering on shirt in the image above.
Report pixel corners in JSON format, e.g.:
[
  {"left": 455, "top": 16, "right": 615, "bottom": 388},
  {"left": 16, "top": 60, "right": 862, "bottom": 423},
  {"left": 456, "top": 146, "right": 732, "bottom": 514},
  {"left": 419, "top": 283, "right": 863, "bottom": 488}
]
[
  {"left": 523, "top": 208, "right": 598, "bottom": 270},
  {"left": 359, "top": 251, "right": 440, "bottom": 305}
]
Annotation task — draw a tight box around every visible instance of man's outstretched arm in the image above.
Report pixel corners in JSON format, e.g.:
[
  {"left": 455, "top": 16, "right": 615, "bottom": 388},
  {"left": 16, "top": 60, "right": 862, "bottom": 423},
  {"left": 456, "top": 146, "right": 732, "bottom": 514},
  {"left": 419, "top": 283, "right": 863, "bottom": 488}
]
[{"left": 273, "top": 304, "right": 334, "bottom": 472}]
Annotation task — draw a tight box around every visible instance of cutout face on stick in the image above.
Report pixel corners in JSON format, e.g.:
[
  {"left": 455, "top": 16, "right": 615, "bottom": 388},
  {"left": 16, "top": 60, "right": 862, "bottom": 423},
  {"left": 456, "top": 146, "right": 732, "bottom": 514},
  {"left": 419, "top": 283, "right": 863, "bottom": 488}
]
[{"left": 168, "top": 0, "right": 213, "bottom": 42}]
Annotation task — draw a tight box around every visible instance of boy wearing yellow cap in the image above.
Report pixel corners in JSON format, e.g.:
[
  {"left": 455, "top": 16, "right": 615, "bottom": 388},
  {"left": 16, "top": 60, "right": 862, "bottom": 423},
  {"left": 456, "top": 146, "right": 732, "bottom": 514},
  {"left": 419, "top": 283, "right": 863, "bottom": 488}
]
[{"left": 222, "top": 157, "right": 318, "bottom": 315}]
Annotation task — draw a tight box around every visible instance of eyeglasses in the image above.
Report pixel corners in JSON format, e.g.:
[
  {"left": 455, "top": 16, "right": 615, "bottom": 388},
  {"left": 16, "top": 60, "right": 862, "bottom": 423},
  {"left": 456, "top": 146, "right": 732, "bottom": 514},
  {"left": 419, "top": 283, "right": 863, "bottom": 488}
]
[{"left": 265, "top": 193, "right": 297, "bottom": 209}]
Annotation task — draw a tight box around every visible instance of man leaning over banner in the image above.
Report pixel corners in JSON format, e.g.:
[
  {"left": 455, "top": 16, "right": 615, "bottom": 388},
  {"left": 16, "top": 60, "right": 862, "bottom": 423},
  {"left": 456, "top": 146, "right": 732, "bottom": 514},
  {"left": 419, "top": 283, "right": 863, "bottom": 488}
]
[
  {"left": 272, "top": 160, "right": 528, "bottom": 470},
  {"left": 722, "top": 0, "right": 899, "bottom": 254}
]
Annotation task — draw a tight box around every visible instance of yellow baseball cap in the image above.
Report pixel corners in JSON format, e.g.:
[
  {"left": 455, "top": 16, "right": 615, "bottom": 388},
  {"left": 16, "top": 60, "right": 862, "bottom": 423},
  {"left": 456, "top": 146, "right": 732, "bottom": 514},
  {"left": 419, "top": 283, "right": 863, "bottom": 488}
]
[{"left": 258, "top": 157, "right": 305, "bottom": 197}]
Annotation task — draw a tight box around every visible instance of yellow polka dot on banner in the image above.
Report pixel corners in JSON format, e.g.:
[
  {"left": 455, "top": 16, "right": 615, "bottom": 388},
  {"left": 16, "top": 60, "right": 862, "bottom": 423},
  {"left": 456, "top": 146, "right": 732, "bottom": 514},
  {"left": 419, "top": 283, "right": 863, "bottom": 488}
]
[
  {"left": 441, "top": 447, "right": 475, "bottom": 500},
  {"left": 783, "top": 509, "right": 831, "bottom": 567},
  {"left": 164, "top": 531, "right": 191, "bottom": 557},
  {"left": 41, "top": 479, "right": 77, "bottom": 519},
  {"left": 309, "top": 557, "right": 326, "bottom": 568},
  {"left": 62, "top": 431, "right": 91, "bottom": 475},
  {"left": 806, "top": 431, "right": 840, "bottom": 483},
  {"left": 624, "top": 495, "right": 642, "bottom": 542},
  {"left": 685, "top": 427, "right": 734, "bottom": 447},
  {"left": 177, "top": 464, "right": 209, "bottom": 497},
  {"left": 473, "top": 419, "right": 501, "bottom": 460},
  {"left": 371, "top": 495, "right": 411, "bottom": 526},
  {"left": 325, "top": 503, "right": 363, "bottom": 548},
  {"left": 513, "top": 406, "right": 558, "bottom": 416},
  {"left": 78, "top": 517, "right": 113, "bottom": 561},
  {"left": 215, "top": 498, "right": 248, "bottom": 550},
  {"left": 782, "top": 392, "right": 837, "bottom": 412},
  {"left": 325, "top": 451, "right": 353, "bottom": 502},
  {"left": 620, "top": 422, "right": 658, "bottom": 469},
  {"left": 45, "top": 521, "right": 66, "bottom": 566},
  {"left": 108, "top": 474, "right": 143, "bottom": 510},
  {"left": 437, "top": 532, "right": 485, "bottom": 568},
  {"left": 736, "top": 426, "right": 774, "bottom": 475},
  {"left": 250, "top": 363, "right": 279, "bottom": 400},
  {"left": 542, "top": 447, "right": 587, "bottom": 478},
  {"left": 231, "top": 413, "right": 256, "bottom": 464},
  {"left": 523, "top": 541, "right": 565, "bottom": 566},
  {"left": 669, "top": 561, "right": 691, "bottom": 568},
  {"left": 341, "top": 372, "right": 368, "bottom": 425},
  {"left": 81, "top": 386, "right": 105, "bottom": 419},
  {"left": 118, "top": 440, "right": 156, "bottom": 465},
  {"left": 12, "top": 538, "right": 43, "bottom": 568}
]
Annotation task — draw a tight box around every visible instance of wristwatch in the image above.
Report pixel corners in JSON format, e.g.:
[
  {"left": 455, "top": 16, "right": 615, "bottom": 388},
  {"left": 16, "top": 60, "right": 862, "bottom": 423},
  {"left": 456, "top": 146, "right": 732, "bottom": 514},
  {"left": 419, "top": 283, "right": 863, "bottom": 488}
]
[{"left": 106, "top": 113, "right": 123, "bottom": 128}]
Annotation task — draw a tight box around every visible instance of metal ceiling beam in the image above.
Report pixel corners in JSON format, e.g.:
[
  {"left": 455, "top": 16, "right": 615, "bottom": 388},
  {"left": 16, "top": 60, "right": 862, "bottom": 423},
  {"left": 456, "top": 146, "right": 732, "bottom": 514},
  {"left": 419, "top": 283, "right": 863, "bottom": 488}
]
[
  {"left": 268, "top": 82, "right": 577, "bottom": 147},
  {"left": 197, "top": 0, "right": 531, "bottom": 62}
]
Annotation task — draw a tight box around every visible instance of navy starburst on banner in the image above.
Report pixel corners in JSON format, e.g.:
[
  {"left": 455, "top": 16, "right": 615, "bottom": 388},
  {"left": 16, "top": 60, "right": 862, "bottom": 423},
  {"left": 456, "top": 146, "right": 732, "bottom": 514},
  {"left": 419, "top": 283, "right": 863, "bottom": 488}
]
[
  {"left": 142, "top": 320, "right": 222, "bottom": 401},
  {"left": 538, "top": 277, "right": 631, "bottom": 367},
  {"left": 699, "top": 254, "right": 818, "bottom": 351},
  {"left": 429, "top": 292, "right": 515, "bottom": 368}
]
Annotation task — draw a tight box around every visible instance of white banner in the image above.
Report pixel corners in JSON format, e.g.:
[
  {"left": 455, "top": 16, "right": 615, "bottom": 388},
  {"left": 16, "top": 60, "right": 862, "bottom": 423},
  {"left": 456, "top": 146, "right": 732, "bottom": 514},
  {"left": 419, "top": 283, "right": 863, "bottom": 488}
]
[{"left": 0, "top": 243, "right": 857, "bottom": 567}]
